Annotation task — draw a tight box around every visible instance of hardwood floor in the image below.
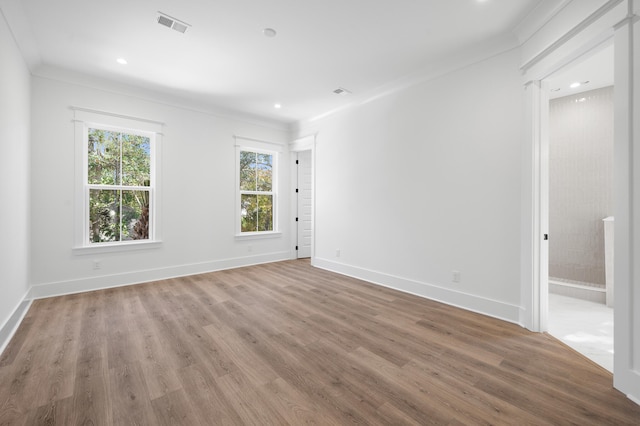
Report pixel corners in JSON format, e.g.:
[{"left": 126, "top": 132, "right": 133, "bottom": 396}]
[{"left": 1, "top": 259, "right": 639, "bottom": 425}]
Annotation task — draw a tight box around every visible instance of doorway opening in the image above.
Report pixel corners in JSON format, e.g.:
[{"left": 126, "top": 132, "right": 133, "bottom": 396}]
[
  {"left": 295, "top": 149, "right": 313, "bottom": 259},
  {"left": 543, "top": 43, "right": 614, "bottom": 371}
]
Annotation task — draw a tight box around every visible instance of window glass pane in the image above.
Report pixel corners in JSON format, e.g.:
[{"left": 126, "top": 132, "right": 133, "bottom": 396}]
[
  {"left": 88, "top": 129, "right": 121, "bottom": 185},
  {"left": 121, "top": 190, "right": 150, "bottom": 240},
  {"left": 238, "top": 149, "right": 275, "bottom": 233},
  {"left": 241, "top": 194, "right": 258, "bottom": 232},
  {"left": 257, "top": 194, "right": 273, "bottom": 232},
  {"left": 256, "top": 153, "right": 272, "bottom": 191},
  {"left": 121, "top": 134, "right": 151, "bottom": 186},
  {"left": 89, "top": 189, "right": 119, "bottom": 242},
  {"left": 239, "top": 151, "right": 257, "bottom": 191}
]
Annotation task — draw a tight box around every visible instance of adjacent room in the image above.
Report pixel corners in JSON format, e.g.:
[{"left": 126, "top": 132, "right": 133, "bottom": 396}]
[
  {"left": 545, "top": 43, "right": 615, "bottom": 372},
  {"left": 2, "top": 0, "right": 640, "bottom": 424}
]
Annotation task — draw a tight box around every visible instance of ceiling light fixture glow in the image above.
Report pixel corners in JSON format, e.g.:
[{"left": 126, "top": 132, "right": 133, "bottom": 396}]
[
  {"left": 116, "top": 58, "right": 128, "bottom": 65},
  {"left": 274, "top": 103, "right": 282, "bottom": 109},
  {"left": 570, "top": 80, "right": 591, "bottom": 89}
]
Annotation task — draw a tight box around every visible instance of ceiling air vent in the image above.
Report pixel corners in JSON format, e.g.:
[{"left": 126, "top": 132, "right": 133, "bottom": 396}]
[
  {"left": 333, "top": 87, "right": 352, "bottom": 95},
  {"left": 157, "top": 12, "right": 190, "bottom": 34},
  {"left": 171, "top": 21, "right": 188, "bottom": 34},
  {"left": 157, "top": 15, "right": 173, "bottom": 28}
]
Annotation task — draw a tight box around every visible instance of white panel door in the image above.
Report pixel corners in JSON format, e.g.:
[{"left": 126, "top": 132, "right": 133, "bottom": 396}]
[{"left": 297, "top": 150, "right": 313, "bottom": 258}]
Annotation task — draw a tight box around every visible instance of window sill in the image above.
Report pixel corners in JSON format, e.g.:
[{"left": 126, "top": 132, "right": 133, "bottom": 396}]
[
  {"left": 234, "top": 231, "right": 282, "bottom": 240},
  {"left": 73, "top": 240, "right": 162, "bottom": 255}
]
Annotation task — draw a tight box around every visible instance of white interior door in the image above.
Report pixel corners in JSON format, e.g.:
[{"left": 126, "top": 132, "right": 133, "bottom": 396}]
[{"left": 296, "top": 150, "right": 312, "bottom": 258}]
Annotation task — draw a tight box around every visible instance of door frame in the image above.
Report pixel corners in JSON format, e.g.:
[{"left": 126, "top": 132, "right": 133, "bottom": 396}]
[
  {"left": 524, "top": 39, "right": 614, "bottom": 330},
  {"left": 290, "top": 135, "right": 316, "bottom": 261},
  {"left": 530, "top": 41, "right": 615, "bottom": 333},
  {"left": 521, "top": 0, "right": 640, "bottom": 400},
  {"left": 520, "top": 13, "right": 618, "bottom": 332}
]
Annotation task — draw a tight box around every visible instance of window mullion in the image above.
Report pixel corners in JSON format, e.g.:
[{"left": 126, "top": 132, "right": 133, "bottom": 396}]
[
  {"left": 119, "top": 132, "right": 123, "bottom": 186},
  {"left": 117, "top": 189, "right": 122, "bottom": 242},
  {"left": 254, "top": 152, "right": 258, "bottom": 191},
  {"left": 88, "top": 184, "right": 150, "bottom": 191},
  {"left": 240, "top": 190, "right": 273, "bottom": 195},
  {"left": 118, "top": 132, "right": 123, "bottom": 242},
  {"left": 256, "top": 193, "right": 260, "bottom": 232}
]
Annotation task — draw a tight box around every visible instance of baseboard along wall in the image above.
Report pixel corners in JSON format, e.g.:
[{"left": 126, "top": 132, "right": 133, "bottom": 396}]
[{"left": 313, "top": 257, "right": 521, "bottom": 325}]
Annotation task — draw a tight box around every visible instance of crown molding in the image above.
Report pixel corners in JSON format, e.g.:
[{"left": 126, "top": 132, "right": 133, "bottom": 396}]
[
  {"left": 520, "top": 0, "right": 624, "bottom": 73},
  {"left": 32, "top": 64, "right": 292, "bottom": 132},
  {"left": 512, "top": 0, "right": 574, "bottom": 46},
  {"left": 294, "top": 34, "right": 519, "bottom": 131}
]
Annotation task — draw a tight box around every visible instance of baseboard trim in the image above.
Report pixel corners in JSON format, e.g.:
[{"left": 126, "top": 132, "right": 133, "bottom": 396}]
[
  {"left": 30, "top": 251, "right": 292, "bottom": 300},
  {"left": 313, "top": 257, "right": 521, "bottom": 325},
  {"left": 0, "top": 295, "right": 33, "bottom": 356}
]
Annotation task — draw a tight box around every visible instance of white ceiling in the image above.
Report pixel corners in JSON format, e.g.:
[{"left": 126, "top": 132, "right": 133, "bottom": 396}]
[{"left": 3, "top": 0, "right": 545, "bottom": 124}]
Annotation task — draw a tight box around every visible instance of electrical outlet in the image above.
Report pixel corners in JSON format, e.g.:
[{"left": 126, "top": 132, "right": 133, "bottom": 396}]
[
  {"left": 336, "top": 249, "right": 341, "bottom": 257},
  {"left": 93, "top": 260, "right": 101, "bottom": 270},
  {"left": 452, "top": 270, "right": 461, "bottom": 283}
]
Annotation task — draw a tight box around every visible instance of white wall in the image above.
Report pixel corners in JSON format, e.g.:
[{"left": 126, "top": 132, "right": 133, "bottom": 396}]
[
  {"left": 0, "top": 10, "right": 31, "bottom": 348},
  {"left": 296, "top": 48, "right": 524, "bottom": 323},
  {"left": 29, "top": 76, "right": 292, "bottom": 297}
]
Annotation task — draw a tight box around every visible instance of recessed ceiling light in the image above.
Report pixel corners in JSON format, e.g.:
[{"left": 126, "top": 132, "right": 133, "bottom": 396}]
[
  {"left": 116, "top": 58, "right": 128, "bottom": 65},
  {"left": 274, "top": 103, "right": 282, "bottom": 109},
  {"left": 263, "top": 28, "right": 277, "bottom": 38},
  {"left": 569, "top": 80, "right": 590, "bottom": 89}
]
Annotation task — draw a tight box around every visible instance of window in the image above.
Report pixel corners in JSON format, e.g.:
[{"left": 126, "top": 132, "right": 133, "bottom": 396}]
[
  {"left": 74, "top": 108, "right": 162, "bottom": 251},
  {"left": 237, "top": 147, "right": 277, "bottom": 234},
  {"left": 87, "top": 128, "right": 152, "bottom": 243}
]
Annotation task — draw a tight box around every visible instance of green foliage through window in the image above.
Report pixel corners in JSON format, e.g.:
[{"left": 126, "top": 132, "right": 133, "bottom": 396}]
[
  {"left": 239, "top": 150, "right": 274, "bottom": 232},
  {"left": 87, "top": 128, "right": 151, "bottom": 243}
]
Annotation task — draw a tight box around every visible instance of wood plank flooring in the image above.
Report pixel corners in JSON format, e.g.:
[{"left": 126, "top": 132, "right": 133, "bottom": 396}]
[{"left": 1, "top": 259, "right": 639, "bottom": 425}]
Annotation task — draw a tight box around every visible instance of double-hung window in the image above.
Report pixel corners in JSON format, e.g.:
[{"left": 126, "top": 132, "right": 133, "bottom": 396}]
[
  {"left": 74, "top": 109, "right": 162, "bottom": 250},
  {"left": 236, "top": 142, "right": 278, "bottom": 235}
]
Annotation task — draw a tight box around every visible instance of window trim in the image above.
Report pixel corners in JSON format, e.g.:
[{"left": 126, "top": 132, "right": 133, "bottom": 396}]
[
  {"left": 73, "top": 108, "right": 163, "bottom": 252},
  {"left": 235, "top": 139, "right": 280, "bottom": 237}
]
